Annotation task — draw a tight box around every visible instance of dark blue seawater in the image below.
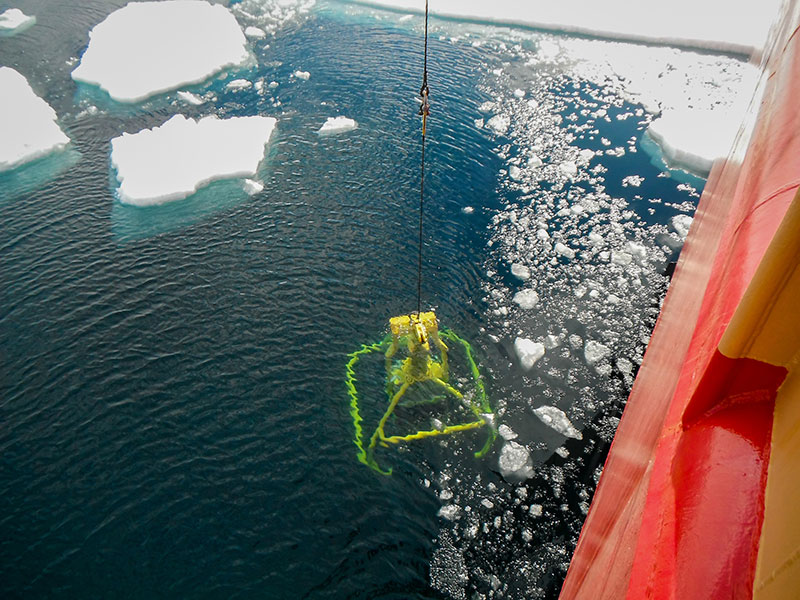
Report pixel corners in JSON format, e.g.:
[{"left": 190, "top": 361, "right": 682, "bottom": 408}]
[{"left": 1, "top": 2, "right": 712, "bottom": 598}]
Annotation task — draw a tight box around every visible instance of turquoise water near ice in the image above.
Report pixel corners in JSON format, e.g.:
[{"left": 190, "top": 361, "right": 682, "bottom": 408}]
[{"left": 1, "top": 2, "right": 707, "bottom": 598}]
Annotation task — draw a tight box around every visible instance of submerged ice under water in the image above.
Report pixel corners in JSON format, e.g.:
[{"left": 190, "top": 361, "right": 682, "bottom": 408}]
[{"left": 0, "top": 1, "right": 758, "bottom": 599}]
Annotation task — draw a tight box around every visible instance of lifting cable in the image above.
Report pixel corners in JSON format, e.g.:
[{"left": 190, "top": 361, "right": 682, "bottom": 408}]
[{"left": 416, "top": 0, "right": 430, "bottom": 316}]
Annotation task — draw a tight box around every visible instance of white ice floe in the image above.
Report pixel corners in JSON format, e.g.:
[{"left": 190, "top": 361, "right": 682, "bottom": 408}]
[
  {"left": 242, "top": 179, "right": 264, "bottom": 195},
  {"left": 498, "top": 441, "right": 534, "bottom": 482},
  {"left": 226, "top": 78, "right": 253, "bottom": 91},
  {"left": 584, "top": 340, "right": 611, "bottom": 364},
  {"left": 510, "top": 263, "right": 530, "bottom": 280},
  {"left": 646, "top": 108, "right": 736, "bottom": 176},
  {"left": 514, "top": 337, "right": 545, "bottom": 369},
  {"left": 486, "top": 114, "right": 510, "bottom": 134},
  {"left": 0, "top": 8, "right": 35, "bottom": 34},
  {"left": 293, "top": 70, "right": 311, "bottom": 80},
  {"left": 533, "top": 406, "right": 582, "bottom": 440},
  {"left": 498, "top": 424, "right": 518, "bottom": 440},
  {"left": 317, "top": 116, "right": 357, "bottom": 135},
  {"left": 177, "top": 91, "right": 206, "bottom": 105},
  {"left": 671, "top": 214, "right": 693, "bottom": 240},
  {"left": 0, "top": 67, "right": 70, "bottom": 172},
  {"left": 71, "top": 1, "right": 250, "bottom": 102},
  {"left": 512, "top": 289, "right": 539, "bottom": 309},
  {"left": 244, "top": 25, "right": 267, "bottom": 39},
  {"left": 110, "top": 114, "right": 277, "bottom": 205},
  {"left": 351, "top": 0, "right": 780, "bottom": 56}
]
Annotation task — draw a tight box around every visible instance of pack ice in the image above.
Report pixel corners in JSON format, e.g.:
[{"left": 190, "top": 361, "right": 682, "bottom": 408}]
[
  {"left": 0, "top": 67, "right": 70, "bottom": 172},
  {"left": 110, "top": 114, "right": 277, "bottom": 205},
  {"left": 71, "top": 1, "right": 250, "bottom": 102}
]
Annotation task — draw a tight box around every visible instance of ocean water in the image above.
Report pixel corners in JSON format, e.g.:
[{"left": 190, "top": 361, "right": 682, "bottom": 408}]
[{"left": 0, "top": 1, "right": 740, "bottom": 598}]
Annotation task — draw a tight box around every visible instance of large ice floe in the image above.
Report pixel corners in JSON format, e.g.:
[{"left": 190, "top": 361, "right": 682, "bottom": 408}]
[
  {"left": 0, "top": 67, "right": 70, "bottom": 172},
  {"left": 0, "top": 8, "right": 36, "bottom": 35},
  {"left": 350, "top": 0, "right": 780, "bottom": 56},
  {"left": 110, "top": 114, "right": 276, "bottom": 205},
  {"left": 71, "top": 1, "right": 250, "bottom": 103}
]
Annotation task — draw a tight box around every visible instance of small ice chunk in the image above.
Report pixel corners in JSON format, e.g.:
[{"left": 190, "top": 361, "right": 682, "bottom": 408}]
[
  {"left": 317, "top": 116, "right": 357, "bottom": 135},
  {"left": 438, "top": 504, "right": 462, "bottom": 520},
  {"left": 268, "top": 81, "right": 279, "bottom": 89},
  {"left": 0, "top": 67, "right": 70, "bottom": 171},
  {"left": 487, "top": 114, "right": 510, "bottom": 134},
  {"left": 244, "top": 26, "right": 266, "bottom": 39},
  {"left": 543, "top": 334, "right": 560, "bottom": 349},
  {"left": 528, "top": 154, "right": 543, "bottom": 168},
  {"left": 554, "top": 242, "right": 575, "bottom": 259},
  {"left": 588, "top": 231, "right": 604, "bottom": 246},
  {"left": 628, "top": 242, "right": 647, "bottom": 263},
  {"left": 559, "top": 161, "right": 577, "bottom": 178},
  {"left": 671, "top": 214, "right": 693, "bottom": 240},
  {"left": 242, "top": 179, "right": 263, "bottom": 195},
  {"left": 578, "top": 148, "right": 595, "bottom": 164},
  {"left": 110, "top": 114, "right": 277, "bottom": 205},
  {"left": 521, "top": 528, "right": 533, "bottom": 542},
  {"left": 622, "top": 175, "right": 644, "bottom": 187},
  {"left": 71, "top": 1, "right": 250, "bottom": 103},
  {"left": 0, "top": 8, "right": 36, "bottom": 34},
  {"left": 533, "top": 406, "right": 582, "bottom": 440},
  {"left": 177, "top": 91, "right": 205, "bottom": 105},
  {"left": 584, "top": 340, "right": 611, "bottom": 364},
  {"left": 498, "top": 441, "right": 534, "bottom": 482},
  {"left": 226, "top": 78, "right": 252, "bottom": 91},
  {"left": 616, "top": 357, "right": 634, "bottom": 374},
  {"left": 478, "top": 101, "right": 495, "bottom": 113},
  {"left": 509, "top": 165, "right": 522, "bottom": 180},
  {"left": 514, "top": 337, "right": 545, "bottom": 369},
  {"left": 529, "top": 504, "right": 543, "bottom": 517},
  {"left": 462, "top": 206, "right": 474, "bottom": 214},
  {"left": 513, "top": 88, "right": 526, "bottom": 98},
  {"left": 481, "top": 498, "right": 495, "bottom": 509},
  {"left": 498, "top": 424, "right": 518, "bottom": 440},
  {"left": 512, "top": 289, "right": 539, "bottom": 309},
  {"left": 555, "top": 446, "right": 570, "bottom": 458},
  {"left": 611, "top": 251, "right": 632, "bottom": 266},
  {"left": 293, "top": 70, "right": 310, "bottom": 80},
  {"left": 536, "top": 228, "right": 550, "bottom": 241},
  {"left": 510, "top": 263, "right": 530, "bottom": 280}
]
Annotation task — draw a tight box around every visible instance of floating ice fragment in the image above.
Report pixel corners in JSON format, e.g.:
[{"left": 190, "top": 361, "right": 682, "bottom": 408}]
[
  {"left": 616, "top": 357, "right": 634, "bottom": 374},
  {"left": 555, "top": 446, "right": 570, "bottom": 458},
  {"left": 622, "top": 174, "right": 644, "bottom": 187},
  {"left": 317, "top": 116, "right": 357, "bottom": 135},
  {"left": 293, "top": 70, "right": 310, "bottom": 80},
  {"left": 512, "top": 289, "right": 539, "bottom": 309},
  {"left": 0, "top": 67, "right": 70, "bottom": 172},
  {"left": 513, "top": 88, "right": 526, "bottom": 98},
  {"left": 226, "top": 78, "right": 253, "bottom": 91},
  {"left": 462, "top": 206, "right": 474, "bottom": 214},
  {"left": 514, "top": 337, "right": 545, "bottom": 369},
  {"left": 510, "top": 263, "right": 530, "bottom": 281},
  {"left": 533, "top": 406, "right": 582, "bottom": 440},
  {"left": 521, "top": 528, "right": 533, "bottom": 542},
  {"left": 498, "top": 424, "right": 518, "bottom": 440},
  {"left": 242, "top": 179, "right": 263, "bottom": 195},
  {"left": 578, "top": 148, "right": 595, "bottom": 164},
  {"left": 110, "top": 114, "right": 277, "bottom": 205},
  {"left": 0, "top": 8, "right": 35, "bottom": 34},
  {"left": 555, "top": 242, "right": 575, "bottom": 259},
  {"left": 508, "top": 165, "right": 522, "bottom": 180},
  {"left": 671, "top": 214, "right": 693, "bottom": 240},
  {"left": 71, "top": 1, "right": 250, "bottom": 103},
  {"left": 584, "top": 340, "right": 611, "bottom": 364},
  {"left": 536, "top": 228, "right": 550, "bottom": 241},
  {"left": 177, "top": 91, "right": 205, "bottom": 105},
  {"left": 478, "top": 101, "right": 495, "bottom": 113},
  {"left": 611, "top": 250, "right": 633, "bottom": 266},
  {"left": 529, "top": 504, "right": 543, "bottom": 517},
  {"left": 588, "top": 231, "right": 604, "bottom": 246},
  {"left": 528, "top": 154, "right": 543, "bottom": 168},
  {"left": 244, "top": 25, "right": 267, "bottom": 39},
  {"left": 438, "top": 504, "right": 462, "bottom": 520},
  {"left": 498, "top": 441, "right": 534, "bottom": 482},
  {"left": 487, "top": 114, "right": 510, "bottom": 134},
  {"left": 544, "top": 334, "right": 560, "bottom": 349},
  {"left": 559, "top": 161, "right": 577, "bottom": 178}
]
